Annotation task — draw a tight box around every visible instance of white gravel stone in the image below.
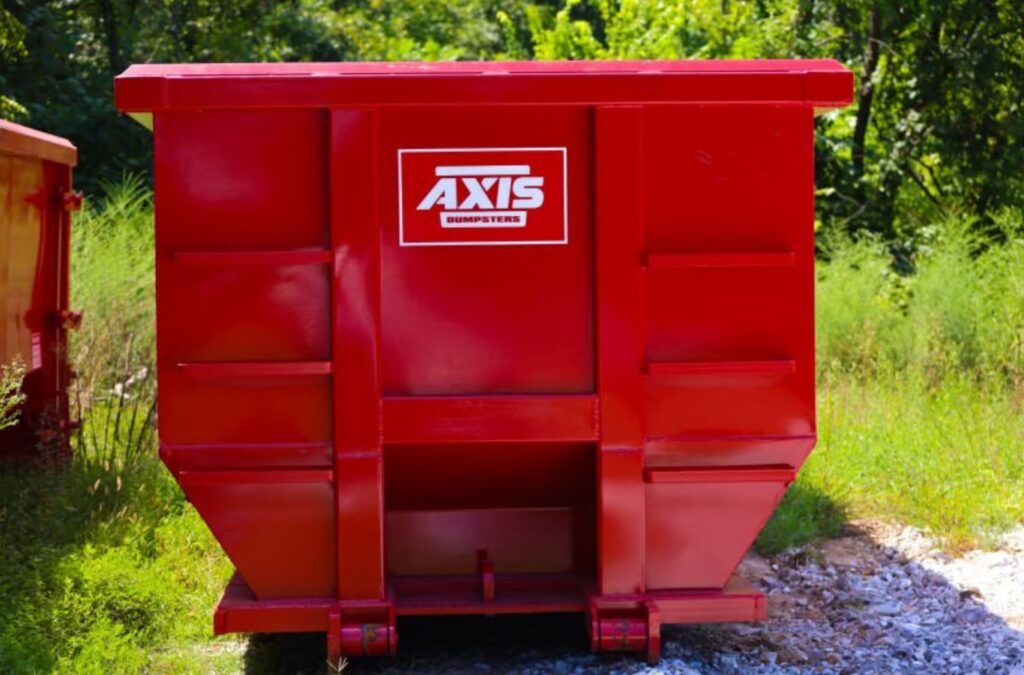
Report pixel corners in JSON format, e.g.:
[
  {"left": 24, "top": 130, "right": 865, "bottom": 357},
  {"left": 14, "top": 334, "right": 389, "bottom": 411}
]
[
  {"left": 348, "top": 522, "right": 1024, "bottom": 674},
  {"left": 641, "top": 521, "right": 1024, "bottom": 674}
]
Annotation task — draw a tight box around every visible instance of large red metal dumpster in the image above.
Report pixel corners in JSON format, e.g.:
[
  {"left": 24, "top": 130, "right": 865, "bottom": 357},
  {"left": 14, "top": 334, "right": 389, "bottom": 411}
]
[
  {"left": 0, "top": 120, "right": 79, "bottom": 459},
  {"left": 115, "top": 60, "right": 852, "bottom": 663}
]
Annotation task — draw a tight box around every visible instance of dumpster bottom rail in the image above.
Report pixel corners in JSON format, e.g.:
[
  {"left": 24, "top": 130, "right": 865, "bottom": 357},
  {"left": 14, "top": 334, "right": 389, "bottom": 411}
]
[{"left": 213, "top": 571, "right": 765, "bottom": 664}]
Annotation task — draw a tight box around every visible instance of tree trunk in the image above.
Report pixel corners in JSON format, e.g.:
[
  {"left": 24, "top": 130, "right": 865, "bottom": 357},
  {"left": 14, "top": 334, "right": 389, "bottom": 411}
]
[
  {"left": 95, "top": 0, "right": 124, "bottom": 74},
  {"left": 851, "top": 3, "right": 881, "bottom": 182}
]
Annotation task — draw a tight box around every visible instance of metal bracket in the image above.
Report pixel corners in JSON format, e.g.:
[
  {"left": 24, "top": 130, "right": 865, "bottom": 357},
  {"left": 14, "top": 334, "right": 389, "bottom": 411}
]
[
  {"left": 477, "top": 549, "right": 495, "bottom": 602},
  {"left": 326, "top": 604, "right": 396, "bottom": 665},
  {"left": 62, "top": 190, "right": 83, "bottom": 212},
  {"left": 589, "top": 598, "right": 662, "bottom": 664}
]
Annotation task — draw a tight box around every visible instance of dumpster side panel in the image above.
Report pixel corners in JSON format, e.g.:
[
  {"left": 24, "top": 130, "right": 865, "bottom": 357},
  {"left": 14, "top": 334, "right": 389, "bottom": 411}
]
[
  {"left": 182, "top": 471, "right": 337, "bottom": 598},
  {"left": 645, "top": 478, "right": 789, "bottom": 589},
  {"left": 376, "top": 105, "right": 597, "bottom": 582},
  {"left": 156, "top": 110, "right": 329, "bottom": 251},
  {"left": 155, "top": 109, "right": 336, "bottom": 597}
]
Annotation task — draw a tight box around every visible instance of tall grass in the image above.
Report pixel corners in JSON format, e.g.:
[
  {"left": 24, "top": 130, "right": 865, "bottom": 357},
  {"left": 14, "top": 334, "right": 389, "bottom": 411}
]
[
  {"left": 816, "top": 210, "right": 1024, "bottom": 381},
  {"left": 0, "top": 181, "right": 233, "bottom": 674},
  {"left": 761, "top": 209, "right": 1024, "bottom": 552},
  {"left": 0, "top": 356, "right": 26, "bottom": 431},
  {"left": 70, "top": 177, "right": 157, "bottom": 475}
]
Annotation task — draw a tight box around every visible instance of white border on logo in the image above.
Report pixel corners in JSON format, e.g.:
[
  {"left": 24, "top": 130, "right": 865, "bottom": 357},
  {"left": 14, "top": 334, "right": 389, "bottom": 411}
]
[{"left": 397, "top": 147, "right": 569, "bottom": 247}]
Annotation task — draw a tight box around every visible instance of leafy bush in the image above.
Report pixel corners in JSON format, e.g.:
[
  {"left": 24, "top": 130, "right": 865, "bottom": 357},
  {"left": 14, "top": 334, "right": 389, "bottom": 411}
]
[
  {"left": 0, "top": 356, "right": 26, "bottom": 431},
  {"left": 815, "top": 209, "right": 1024, "bottom": 383}
]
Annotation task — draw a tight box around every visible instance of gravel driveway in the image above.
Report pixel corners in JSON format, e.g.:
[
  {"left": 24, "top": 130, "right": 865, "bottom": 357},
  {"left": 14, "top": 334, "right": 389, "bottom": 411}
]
[{"left": 250, "top": 521, "right": 1024, "bottom": 674}]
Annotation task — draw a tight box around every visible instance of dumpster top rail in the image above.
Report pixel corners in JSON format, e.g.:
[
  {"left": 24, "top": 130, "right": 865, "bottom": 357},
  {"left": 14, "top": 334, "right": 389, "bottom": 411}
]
[
  {"left": 0, "top": 120, "right": 77, "bottom": 166},
  {"left": 115, "top": 59, "right": 853, "bottom": 113}
]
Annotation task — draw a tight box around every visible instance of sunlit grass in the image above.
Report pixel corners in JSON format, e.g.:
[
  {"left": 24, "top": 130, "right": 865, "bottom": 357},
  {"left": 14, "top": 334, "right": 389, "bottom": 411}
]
[
  {"left": 762, "top": 213, "right": 1024, "bottom": 552},
  {"left": 0, "top": 180, "right": 236, "bottom": 673},
  {"left": 762, "top": 371, "right": 1024, "bottom": 553}
]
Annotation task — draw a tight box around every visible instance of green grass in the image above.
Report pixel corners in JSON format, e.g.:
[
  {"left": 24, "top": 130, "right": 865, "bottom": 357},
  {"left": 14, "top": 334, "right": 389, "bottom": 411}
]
[
  {"left": 0, "top": 183, "right": 1022, "bottom": 670},
  {"left": 760, "top": 213, "right": 1024, "bottom": 552},
  {"left": 0, "top": 180, "right": 240, "bottom": 673},
  {"left": 0, "top": 461, "right": 236, "bottom": 673},
  {"left": 759, "top": 371, "right": 1024, "bottom": 553}
]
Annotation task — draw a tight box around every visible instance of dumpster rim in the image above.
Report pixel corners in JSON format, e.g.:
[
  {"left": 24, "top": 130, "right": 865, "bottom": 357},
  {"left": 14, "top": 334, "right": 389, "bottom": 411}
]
[{"left": 0, "top": 120, "right": 78, "bottom": 167}]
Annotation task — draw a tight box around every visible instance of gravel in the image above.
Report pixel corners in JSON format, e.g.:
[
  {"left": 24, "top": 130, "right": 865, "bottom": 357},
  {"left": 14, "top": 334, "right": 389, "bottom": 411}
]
[
  {"left": 648, "top": 520, "right": 1024, "bottom": 674},
  {"left": 335, "top": 521, "right": 1024, "bottom": 674}
]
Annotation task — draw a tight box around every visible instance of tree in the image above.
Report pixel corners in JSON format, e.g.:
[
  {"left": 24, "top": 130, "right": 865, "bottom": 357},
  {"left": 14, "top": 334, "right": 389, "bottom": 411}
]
[
  {"left": 2, "top": 0, "right": 1021, "bottom": 245},
  {"left": 0, "top": 6, "right": 27, "bottom": 119},
  {"left": 811, "top": 0, "right": 1024, "bottom": 242}
]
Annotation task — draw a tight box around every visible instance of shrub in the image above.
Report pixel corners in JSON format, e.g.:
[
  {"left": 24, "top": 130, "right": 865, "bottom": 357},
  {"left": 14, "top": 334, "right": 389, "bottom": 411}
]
[{"left": 0, "top": 355, "right": 26, "bottom": 431}]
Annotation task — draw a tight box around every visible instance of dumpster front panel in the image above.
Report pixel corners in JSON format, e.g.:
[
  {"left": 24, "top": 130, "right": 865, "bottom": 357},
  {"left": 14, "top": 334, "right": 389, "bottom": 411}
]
[
  {"left": 118, "top": 60, "right": 853, "bottom": 663},
  {"left": 0, "top": 121, "right": 77, "bottom": 459},
  {"left": 380, "top": 106, "right": 594, "bottom": 396}
]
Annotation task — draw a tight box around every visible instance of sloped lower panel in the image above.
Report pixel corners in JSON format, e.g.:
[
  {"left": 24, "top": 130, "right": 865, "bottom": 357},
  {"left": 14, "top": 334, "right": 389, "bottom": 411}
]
[
  {"left": 180, "top": 470, "right": 336, "bottom": 599},
  {"left": 645, "top": 472, "right": 789, "bottom": 590}
]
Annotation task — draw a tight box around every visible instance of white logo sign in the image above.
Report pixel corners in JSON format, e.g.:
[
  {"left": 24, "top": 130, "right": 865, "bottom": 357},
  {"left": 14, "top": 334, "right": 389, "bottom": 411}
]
[
  {"left": 398, "top": 147, "right": 568, "bottom": 247},
  {"left": 416, "top": 165, "right": 544, "bottom": 229}
]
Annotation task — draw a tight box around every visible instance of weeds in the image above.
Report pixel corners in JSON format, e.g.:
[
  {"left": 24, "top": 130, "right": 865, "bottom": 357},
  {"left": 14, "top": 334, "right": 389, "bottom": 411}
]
[
  {"left": 760, "top": 210, "right": 1024, "bottom": 552},
  {"left": 0, "top": 355, "right": 26, "bottom": 431},
  {"left": 0, "top": 179, "right": 232, "bottom": 674},
  {"left": 814, "top": 210, "right": 1024, "bottom": 383},
  {"left": 69, "top": 176, "right": 156, "bottom": 473}
]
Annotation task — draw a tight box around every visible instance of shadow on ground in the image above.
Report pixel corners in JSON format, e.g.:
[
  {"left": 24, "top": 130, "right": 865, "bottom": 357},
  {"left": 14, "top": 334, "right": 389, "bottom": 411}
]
[{"left": 244, "top": 613, "right": 611, "bottom": 675}]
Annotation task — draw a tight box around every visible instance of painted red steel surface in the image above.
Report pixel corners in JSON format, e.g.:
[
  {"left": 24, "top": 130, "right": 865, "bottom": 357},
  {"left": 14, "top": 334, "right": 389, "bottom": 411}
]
[
  {"left": 115, "top": 59, "right": 853, "bottom": 662},
  {"left": 0, "top": 121, "right": 78, "bottom": 459}
]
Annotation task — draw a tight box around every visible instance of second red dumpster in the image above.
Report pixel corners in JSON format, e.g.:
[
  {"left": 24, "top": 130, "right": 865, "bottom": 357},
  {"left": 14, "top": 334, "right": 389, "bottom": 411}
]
[
  {"left": 115, "top": 59, "right": 853, "bottom": 663},
  {"left": 0, "top": 120, "right": 79, "bottom": 460}
]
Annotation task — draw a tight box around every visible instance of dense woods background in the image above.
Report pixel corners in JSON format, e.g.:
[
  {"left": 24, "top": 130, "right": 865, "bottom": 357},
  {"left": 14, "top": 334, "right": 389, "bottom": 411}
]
[{"left": 2, "top": 0, "right": 1022, "bottom": 249}]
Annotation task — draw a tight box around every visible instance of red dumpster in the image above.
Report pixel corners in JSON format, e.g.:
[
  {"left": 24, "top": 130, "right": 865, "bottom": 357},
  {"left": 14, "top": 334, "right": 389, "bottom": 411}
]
[
  {"left": 114, "top": 60, "right": 853, "bottom": 663},
  {"left": 0, "top": 120, "right": 79, "bottom": 460}
]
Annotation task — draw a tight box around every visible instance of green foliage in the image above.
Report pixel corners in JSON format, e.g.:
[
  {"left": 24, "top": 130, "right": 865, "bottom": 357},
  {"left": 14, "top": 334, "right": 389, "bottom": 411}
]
[
  {"left": 253, "top": 0, "right": 503, "bottom": 62},
  {"left": 0, "top": 8, "right": 25, "bottom": 60},
  {"left": 70, "top": 178, "right": 156, "bottom": 471},
  {"left": 0, "top": 356, "right": 26, "bottom": 431},
  {"left": 3, "top": 0, "right": 1022, "bottom": 242},
  {"left": 808, "top": 1, "right": 1024, "bottom": 241},
  {"left": 815, "top": 209, "right": 1024, "bottom": 381},
  {"left": 759, "top": 213, "right": 1024, "bottom": 553},
  {"left": 777, "top": 370, "right": 1024, "bottom": 554},
  {"left": 0, "top": 7, "right": 28, "bottom": 120},
  {"left": 757, "top": 478, "right": 846, "bottom": 554},
  {"left": 0, "top": 179, "right": 232, "bottom": 674},
  {"left": 0, "top": 461, "right": 232, "bottom": 673},
  {"left": 521, "top": 0, "right": 798, "bottom": 61}
]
